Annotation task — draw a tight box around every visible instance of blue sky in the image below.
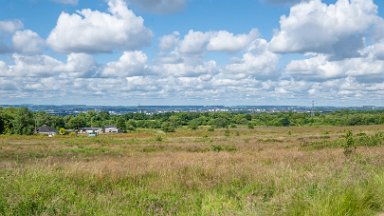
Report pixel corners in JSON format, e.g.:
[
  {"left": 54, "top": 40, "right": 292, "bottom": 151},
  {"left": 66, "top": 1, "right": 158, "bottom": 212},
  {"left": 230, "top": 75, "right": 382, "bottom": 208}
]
[{"left": 0, "top": 0, "right": 383, "bottom": 106}]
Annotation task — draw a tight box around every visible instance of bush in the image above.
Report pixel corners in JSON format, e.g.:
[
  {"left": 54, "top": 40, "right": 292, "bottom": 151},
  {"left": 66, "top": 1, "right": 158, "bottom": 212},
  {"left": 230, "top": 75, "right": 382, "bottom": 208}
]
[
  {"left": 224, "top": 129, "right": 230, "bottom": 137},
  {"left": 343, "top": 130, "right": 355, "bottom": 156},
  {"left": 59, "top": 128, "right": 67, "bottom": 135},
  {"left": 161, "top": 122, "right": 176, "bottom": 133},
  {"left": 155, "top": 136, "right": 163, "bottom": 142},
  {"left": 188, "top": 121, "right": 199, "bottom": 130},
  {"left": 211, "top": 144, "right": 223, "bottom": 152}
]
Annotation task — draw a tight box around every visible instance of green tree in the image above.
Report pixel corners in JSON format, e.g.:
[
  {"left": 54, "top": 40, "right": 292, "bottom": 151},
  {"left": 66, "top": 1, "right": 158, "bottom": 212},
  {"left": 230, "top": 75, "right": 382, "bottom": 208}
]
[
  {"left": 161, "top": 122, "right": 176, "bottom": 133},
  {"left": 0, "top": 115, "right": 4, "bottom": 134},
  {"left": 12, "top": 108, "right": 34, "bottom": 135},
  {"left": 67, "top": 115, "right": 87, "bottom": 129},
  {"left": 116, "top": 116, "right": 126, "bottom": 133},
  {"left": 126, "top": 120, "right": 137, "bottom": 131},
  {"left": 279, "top": 117, "right": 291, "bottom": 127},
  {"left": 188, "top": 119, "right": 200, "bottom": 130}
]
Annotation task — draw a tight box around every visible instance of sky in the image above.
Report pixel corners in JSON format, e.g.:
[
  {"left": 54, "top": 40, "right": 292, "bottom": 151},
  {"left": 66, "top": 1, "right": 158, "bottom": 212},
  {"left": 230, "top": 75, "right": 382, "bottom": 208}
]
[{"left": 0, "top": 0, "right": 383, "bottom": 106}]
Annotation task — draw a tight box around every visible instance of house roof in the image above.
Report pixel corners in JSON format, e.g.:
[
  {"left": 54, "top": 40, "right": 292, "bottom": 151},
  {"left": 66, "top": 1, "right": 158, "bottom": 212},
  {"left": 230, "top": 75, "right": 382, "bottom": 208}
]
[
  {"left": 81, "top": 127, "right": 102, "bottom": 130},
  {"left": 37, "top": 125, "right": 57, "bottom": 133}
]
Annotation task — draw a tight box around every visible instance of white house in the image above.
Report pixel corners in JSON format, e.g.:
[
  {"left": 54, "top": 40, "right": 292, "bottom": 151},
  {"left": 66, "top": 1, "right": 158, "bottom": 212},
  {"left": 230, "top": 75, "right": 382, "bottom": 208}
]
[
  {"left": 104, "top": 126, "right": 119, "bottom": 133},
  {"left": 79, "top": 127, "right": 103, "bottom": 135}
]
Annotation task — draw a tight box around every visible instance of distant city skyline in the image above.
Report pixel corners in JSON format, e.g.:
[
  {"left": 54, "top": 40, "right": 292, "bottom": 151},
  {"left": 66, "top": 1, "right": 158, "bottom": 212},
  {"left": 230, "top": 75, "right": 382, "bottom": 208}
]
[{"left": 0, "top": 0, "right": 383, "bottom": 106}]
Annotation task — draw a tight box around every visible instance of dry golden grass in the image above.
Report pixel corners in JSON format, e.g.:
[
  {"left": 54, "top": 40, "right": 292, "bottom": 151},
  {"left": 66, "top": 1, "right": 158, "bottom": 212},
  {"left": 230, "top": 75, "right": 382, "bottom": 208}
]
[{"left": 1, "top": 125, "right": 384, "bottom": 215}]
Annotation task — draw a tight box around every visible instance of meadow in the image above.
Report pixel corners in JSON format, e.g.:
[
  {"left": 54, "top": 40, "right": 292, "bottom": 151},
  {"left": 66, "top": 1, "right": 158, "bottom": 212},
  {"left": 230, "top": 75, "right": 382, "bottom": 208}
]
[{"left": 1, "top": 125, "right": 384, "bottom": 215}]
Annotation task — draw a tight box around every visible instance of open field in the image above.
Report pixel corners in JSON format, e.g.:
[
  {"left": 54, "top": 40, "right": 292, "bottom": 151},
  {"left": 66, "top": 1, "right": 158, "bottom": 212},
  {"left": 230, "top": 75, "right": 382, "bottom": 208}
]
[{"left": 1, "top": 125, "right": 384, "bottom": 215}]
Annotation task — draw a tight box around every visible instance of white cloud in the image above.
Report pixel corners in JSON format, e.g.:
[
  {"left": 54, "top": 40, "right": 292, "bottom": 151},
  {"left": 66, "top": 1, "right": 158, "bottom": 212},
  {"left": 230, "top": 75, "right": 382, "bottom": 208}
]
[
  {"left": 286, "top": 54, "right": 384, "bottom": 82},
  {"left": 270, "top": 0, "right": 380, "bottom": 59},
  {"left": 286, "top": 55, "right": 343, "bottom": 80},
  {"left": 162, "top": 29, "right": 261, "bottom": 55},
  {"left": 12, "top": 30, "right": 45, "bottom": 54},
  {"left": 179, "top": 30, "right": 211, "bottom": 54},
  {"left": 155, "top": 60, "right": 217, "bottom": 78},
  {"left": 100, "top": 51, "right": 149, "bottom": 77},
  {"left": 58, "top": 53, "right": 97, "bottom": 78},
  {"left": 0, "top": 79, "right": 17, "bottom": 90},
  {"left": 0, "top": 20, "right": 24, "bottom": 53},
  {"left": 361, "top": 41, "right": 384, "bottom": 60},
  {"left": 159, "top": 31, "right": 180, "bottom": 51},
  {"left": 207, "top": 29, "right": 259, "bottom": 52},
  {"left": 128, "top": 0, "right": 186, "bottom": 14},
  {"left": 47, "top": 0, "right": 152, "bottom": 53},
  {"left": 0, "top": 53, "right": 96, "bottom": 78},
  {"left": 7, "top": 54, "right": 63, "bottom": 77},
  {"left": 0, "top": 20, "right": 23, "bottom": 34},
  {"left": 224, "top": 39, "right": 279, "bottom": 80},
  {"left": 53, "top": 0, "right": 78, "bottom": 5}
]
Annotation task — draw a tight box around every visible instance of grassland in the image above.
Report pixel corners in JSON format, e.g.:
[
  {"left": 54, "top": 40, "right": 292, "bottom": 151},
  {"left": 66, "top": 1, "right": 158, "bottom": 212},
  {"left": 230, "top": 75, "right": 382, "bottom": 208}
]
[{"left": 1, "top": 125, "right": 384, "bottom": 215}]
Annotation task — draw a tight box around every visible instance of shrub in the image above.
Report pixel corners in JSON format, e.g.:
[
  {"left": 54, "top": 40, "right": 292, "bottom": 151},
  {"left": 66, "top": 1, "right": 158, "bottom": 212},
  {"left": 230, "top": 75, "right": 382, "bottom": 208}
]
[
  {"left": 224, "top": 129, "right": 230, "bottom": 137},
  {"left": 59, "top": 128, "right": 67, "bottom": 135},
  {"left": 161, "top": 122, "right": 176, "bottom": 133},
  {"left": 343, "top": 130, "right": 355, "bottom": 156},
  {"left": 155, "top": 136, "right": 163, "bottom": 142},
  {"left": 211, "top": 144, "right": 223, "bottom": 152}
]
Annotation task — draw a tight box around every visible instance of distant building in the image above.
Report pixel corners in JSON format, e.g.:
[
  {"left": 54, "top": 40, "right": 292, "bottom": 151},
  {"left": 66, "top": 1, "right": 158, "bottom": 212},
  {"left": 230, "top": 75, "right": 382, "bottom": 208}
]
[
  {"left": 36, "top": 125, "right": 57, "bottom": 136},
  {"left": 104, "top": 126, "right": 119, "bottom": 133},
  {"left": 79, "top": 127, "right": 103, "bottom": 135}
]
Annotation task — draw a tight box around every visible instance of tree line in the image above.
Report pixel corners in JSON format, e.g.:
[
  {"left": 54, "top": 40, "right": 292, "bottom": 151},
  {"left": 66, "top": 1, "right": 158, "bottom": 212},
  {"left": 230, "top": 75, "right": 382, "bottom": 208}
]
[{"left": 0, "top": 107, "right": 384, "bottom": 135}]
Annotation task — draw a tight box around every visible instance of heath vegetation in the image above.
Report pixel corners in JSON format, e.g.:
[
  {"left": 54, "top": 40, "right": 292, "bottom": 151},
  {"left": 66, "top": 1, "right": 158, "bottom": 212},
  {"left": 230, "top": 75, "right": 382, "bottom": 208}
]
[{"left": 1, "top": 123, "right": 384, "bottom": 215}]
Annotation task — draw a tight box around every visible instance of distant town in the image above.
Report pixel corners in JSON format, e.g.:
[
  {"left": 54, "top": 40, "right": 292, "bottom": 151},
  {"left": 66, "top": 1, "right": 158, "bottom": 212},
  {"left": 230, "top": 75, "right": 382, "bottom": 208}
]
[{"left": 0, "top": 104, "right": 382, "bottom": 116}]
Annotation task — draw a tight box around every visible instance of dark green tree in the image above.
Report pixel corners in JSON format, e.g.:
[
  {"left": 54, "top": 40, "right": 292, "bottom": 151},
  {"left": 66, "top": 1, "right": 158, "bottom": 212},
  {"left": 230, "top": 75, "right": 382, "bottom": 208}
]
[
  {"left": 12, "top": 108, "right": 34, "bottom": 135},
  {"left": 0, "top": 115, "right": 4, "bottom": 134},
  {"left": 116, "top": 116, "right": 126, "bottom": 133},
  {"left": 161, "top": 122, "right": 176, "bottom": 132}
]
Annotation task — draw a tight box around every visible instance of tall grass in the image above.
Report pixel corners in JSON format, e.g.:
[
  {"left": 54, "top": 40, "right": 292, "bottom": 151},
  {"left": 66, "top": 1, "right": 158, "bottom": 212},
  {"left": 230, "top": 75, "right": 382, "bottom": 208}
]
[{"left": 1, "top": 125, "right": 384, "bottom": 215}]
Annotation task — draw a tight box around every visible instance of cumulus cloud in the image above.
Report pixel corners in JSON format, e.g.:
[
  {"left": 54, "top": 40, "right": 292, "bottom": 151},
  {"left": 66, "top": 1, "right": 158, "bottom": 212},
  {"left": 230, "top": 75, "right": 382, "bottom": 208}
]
[
  {"left": 270, "top": 0, "right": 381, "bottom": 59},
  {"left": 47, "top": 0, "right": 152, "bottom": 53},
  {"left": 361, "top": 41, "right": 384, "bottom": 60},
  {"left": 58, "top": 53, "right": 97, "bottom": 78},
  {"left": 155, "top": 60, "right": 217, "bottom": 78},
  {"left": 0, "top": 20, "right": 23, "bottom": 34},
  {"left": 286, "top": 55, "right": 343, "bottom": 80},
  {"left": 286, "top": 54, "right": 384, "bottom": 82},
  {"left": 178, "top": 30, "right": 211, "bottom": 55},
  {"left": 3, "top": 55, "right": 63, "bottom": 77},
  {"left": 159, "top": 31, "right": 180, "bottom": 51},
  {"left": 207, "top": 29, "right": 259, "bottom": 52},
  {"left": 0, "top": 79, "right": 18, "bottom": 91},
  {"left": 128, "top": 0, "right": 186, "bottom": 14},
  {"left": 1, "top": 0, "right": 384, "bottom": 105},
  {"left": 224, "top": 38, "right": 279, "bottom": 80},
  {"left": 161, "top": 29, "right": 260, "bottom": 55},
  {"left": 12, "top": 30, "right": 45, "bottom": 54},
  {"left": 0, "top": 20, "right": 24, "bottom": 53},
  {"left": 0, "top": 53, "right": 96, "bottom": 78},
  {"left": 100, "top": 51, "right": 150, "bottom": 77}
]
